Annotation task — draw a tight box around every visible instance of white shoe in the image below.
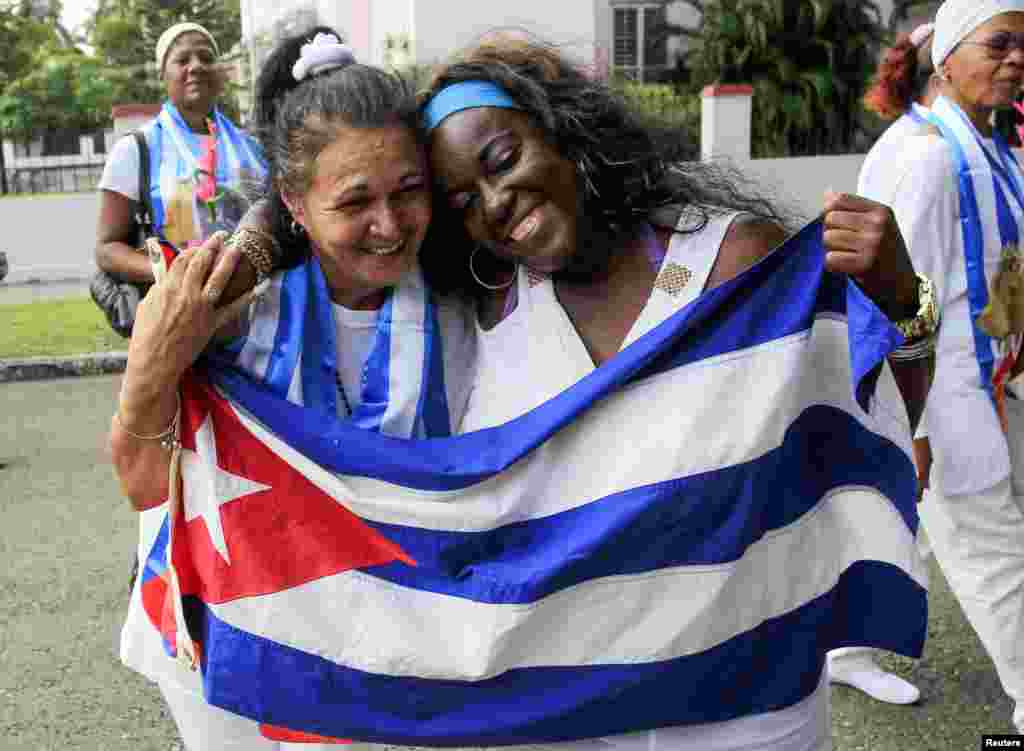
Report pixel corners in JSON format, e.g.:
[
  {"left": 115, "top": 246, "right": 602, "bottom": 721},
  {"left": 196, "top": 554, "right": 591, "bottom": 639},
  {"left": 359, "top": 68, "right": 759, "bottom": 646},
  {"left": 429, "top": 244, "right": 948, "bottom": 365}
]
[{"left": 827, "top": 653, "right": 921, "bottom": 705}]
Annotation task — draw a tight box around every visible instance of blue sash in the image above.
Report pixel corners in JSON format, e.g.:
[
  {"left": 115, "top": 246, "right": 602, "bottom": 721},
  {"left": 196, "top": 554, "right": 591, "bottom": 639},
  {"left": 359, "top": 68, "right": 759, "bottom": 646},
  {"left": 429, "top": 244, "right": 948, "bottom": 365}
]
[
  {"left": 927, "top": 96, "right": 1024, "bottom": 399},
  {"left": 144, "top": 102, "right": 267, "bottom": 250},
  {"left": 906, "top": 103, "right": 930, "bottom": 126},
  {"left": 212, "top": 259, "right": 452, "bottom": 440}
]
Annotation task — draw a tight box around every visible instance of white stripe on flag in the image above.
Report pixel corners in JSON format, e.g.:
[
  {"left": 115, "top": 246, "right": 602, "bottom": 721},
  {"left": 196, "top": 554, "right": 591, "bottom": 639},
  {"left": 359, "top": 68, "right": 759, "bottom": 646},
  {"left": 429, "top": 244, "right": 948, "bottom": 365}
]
[
  {"left": 381, "top": 283, "right": 426, "bottom": 437},
  {"left": 228, "top": 316, "right": 911, "bottom": 532},
  {"left": 208, "top": 483, "right": 924, "bottom": 680},
  {"left": 236, "top": 276, "right": 285, "bottom": 383}
]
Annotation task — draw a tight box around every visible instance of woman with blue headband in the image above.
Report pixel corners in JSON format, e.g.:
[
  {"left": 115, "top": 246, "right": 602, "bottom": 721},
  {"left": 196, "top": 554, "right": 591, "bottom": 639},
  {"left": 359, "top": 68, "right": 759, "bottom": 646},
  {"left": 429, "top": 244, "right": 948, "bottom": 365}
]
[
  {"left": 870, "top": 0, "right": 1024, "bottom": 733},
  {"left": 417, "top": 36, "right": 936, "bottom": 750}
]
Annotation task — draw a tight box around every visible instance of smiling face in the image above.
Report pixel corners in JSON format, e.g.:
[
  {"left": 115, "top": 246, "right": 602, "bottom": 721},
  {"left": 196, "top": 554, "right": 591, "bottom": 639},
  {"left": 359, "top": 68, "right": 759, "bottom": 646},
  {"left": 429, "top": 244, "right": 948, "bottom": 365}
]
[
  {"left": 429, "top": 107, "right": 580, "bottom": 274},
  {"left": 284, "top": 123, "right": 431, "bottom": 308},
  {"left": 943, "top": 12, "right": 1024, "bottom": 124},
  {"left": 162, "top": 32, "right": 221, "bottom": 116}
]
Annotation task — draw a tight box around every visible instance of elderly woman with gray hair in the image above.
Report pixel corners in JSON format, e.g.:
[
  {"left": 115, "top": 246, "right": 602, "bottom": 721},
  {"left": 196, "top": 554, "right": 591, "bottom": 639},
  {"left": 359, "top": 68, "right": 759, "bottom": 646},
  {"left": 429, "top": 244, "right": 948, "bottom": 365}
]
[{"left": 870, "top": 0, "right": 1024, "bottom": 732}]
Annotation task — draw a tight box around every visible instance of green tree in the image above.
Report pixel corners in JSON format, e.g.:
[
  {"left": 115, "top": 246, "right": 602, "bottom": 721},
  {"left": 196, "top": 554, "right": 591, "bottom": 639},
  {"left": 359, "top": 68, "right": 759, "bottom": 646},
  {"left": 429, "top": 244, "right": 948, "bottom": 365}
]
[
  {"left": 0, "top": 3, "right": 65, "bottom": 139},
  {"left": 0, "top": 1, "right": 59, "bottom": 92},
  {"left": 0, "top": 43, "right": 118, "bottom": 136},
  {"left": 684, "top": 0, "right": 887, "bottom": 157}
]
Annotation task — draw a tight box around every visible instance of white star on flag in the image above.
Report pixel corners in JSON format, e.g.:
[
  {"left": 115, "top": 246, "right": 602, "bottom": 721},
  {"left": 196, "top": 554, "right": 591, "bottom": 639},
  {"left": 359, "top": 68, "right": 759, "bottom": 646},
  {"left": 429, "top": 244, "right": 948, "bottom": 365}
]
[{"left": 181, "top": 412, "right": 271, "bottom": 565}]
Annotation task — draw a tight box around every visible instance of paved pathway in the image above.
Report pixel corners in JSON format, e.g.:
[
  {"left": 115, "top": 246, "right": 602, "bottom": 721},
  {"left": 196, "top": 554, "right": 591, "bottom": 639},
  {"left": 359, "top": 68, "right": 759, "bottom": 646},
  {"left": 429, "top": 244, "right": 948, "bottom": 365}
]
[
  {"left": 0, "top": 375, "right": 1017, "bottom": 750},
  {"left": 0, "top": 279, "right": 90, "bottom": 305}
]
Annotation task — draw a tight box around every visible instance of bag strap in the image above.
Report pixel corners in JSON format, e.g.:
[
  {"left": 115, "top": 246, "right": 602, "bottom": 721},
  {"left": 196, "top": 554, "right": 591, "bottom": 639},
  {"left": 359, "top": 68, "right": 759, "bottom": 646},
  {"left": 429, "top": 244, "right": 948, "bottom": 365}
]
[{"left": 132, "top": 130, "right": 153, "bottom": 236}]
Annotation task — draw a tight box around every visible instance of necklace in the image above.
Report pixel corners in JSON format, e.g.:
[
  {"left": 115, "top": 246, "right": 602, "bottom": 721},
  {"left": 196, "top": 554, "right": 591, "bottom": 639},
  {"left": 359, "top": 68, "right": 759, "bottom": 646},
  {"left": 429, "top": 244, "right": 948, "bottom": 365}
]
[{"left": 334, "top": 370, "right": 352, "bottom": 417}]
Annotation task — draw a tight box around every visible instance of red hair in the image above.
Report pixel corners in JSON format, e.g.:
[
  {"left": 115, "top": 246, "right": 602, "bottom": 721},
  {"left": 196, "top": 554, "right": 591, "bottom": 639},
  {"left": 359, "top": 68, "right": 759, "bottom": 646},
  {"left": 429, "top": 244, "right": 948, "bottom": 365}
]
[{"left": 863, "top": 33, "right": 925, "bottom": 120}]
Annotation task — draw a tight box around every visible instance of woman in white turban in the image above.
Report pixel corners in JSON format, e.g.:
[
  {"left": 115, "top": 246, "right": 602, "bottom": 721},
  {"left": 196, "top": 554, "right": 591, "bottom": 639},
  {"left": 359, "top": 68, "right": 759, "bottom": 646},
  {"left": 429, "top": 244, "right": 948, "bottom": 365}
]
[{"left": 869, "top": 0, "right": 1024, "bottom": 732}]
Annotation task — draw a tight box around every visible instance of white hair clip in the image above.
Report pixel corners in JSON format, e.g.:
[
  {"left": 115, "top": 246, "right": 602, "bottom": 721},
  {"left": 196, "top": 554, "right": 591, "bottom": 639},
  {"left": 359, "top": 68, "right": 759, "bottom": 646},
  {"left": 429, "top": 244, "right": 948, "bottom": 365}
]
[
  {"left": 292, "top": 32, "right": 355, "bottom": 82},
  {"left": 909, "top": 22, "right": 934, "bottom": 49}
]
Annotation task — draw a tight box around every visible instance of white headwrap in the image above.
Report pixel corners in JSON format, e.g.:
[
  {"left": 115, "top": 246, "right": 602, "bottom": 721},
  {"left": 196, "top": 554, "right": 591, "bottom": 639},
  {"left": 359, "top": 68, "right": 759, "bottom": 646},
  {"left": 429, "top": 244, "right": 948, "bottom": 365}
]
[
  {"left": 932, "top": 0, "right": 1024, "bottom": 67},
  {"left": 156, "top": 22, "right": 219, "bottom": 73},
  {"left": 292, "top": 33, "right": 356, "bottom": 81}
]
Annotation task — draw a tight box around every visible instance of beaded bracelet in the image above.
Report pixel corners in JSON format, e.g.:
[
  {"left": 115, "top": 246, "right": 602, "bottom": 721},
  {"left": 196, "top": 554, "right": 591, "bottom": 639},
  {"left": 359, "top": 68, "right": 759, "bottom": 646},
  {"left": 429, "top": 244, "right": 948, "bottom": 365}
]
[
  {"left": 227, "top": 226, "right": 279, "bottom": 284},
  {"left": 114, "top": 393, "right": 181, "bottom": 451}
]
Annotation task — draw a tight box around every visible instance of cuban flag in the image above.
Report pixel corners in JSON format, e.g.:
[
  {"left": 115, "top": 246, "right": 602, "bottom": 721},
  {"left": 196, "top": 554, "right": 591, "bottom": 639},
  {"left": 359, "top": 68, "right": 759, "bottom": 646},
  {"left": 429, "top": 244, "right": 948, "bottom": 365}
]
[{"left": 141, "top": 219, "right": 927, "bottom": 745}]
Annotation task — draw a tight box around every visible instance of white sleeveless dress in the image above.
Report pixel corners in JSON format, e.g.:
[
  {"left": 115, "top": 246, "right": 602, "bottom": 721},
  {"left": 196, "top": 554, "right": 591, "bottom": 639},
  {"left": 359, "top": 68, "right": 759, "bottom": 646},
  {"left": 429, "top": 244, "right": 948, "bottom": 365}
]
[{"left": 457, "top": 211, "right": 830, "bottom": 751}]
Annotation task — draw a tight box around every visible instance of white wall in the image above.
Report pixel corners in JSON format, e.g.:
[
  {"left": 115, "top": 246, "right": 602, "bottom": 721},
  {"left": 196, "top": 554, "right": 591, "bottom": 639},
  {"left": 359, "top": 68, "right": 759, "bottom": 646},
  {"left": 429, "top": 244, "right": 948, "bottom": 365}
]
[
  {"left": 740, "top": 154, "right": 867, "bottom": 223},
  {"left": 371, "top": 0, "right": 414, "bottom": 68},
  {"left": 412, "top": 0, "right": 596, "bottom": 67}
]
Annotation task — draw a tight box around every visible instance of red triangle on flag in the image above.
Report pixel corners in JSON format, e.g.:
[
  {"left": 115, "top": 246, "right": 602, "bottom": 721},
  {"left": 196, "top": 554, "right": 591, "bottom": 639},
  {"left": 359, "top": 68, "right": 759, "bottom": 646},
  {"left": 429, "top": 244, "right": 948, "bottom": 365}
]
[
  {"left": 260, "top": 723, "right": 352, "bottom": 744},
  {"left": 172, "top": 372, "right": 416, "bottom": 606}
]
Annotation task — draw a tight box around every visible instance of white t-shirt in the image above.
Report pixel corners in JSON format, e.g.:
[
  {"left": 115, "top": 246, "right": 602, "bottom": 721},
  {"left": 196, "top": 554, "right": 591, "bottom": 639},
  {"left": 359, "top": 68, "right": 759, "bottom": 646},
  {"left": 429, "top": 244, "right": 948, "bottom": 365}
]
[
  {"left": 98, "top": 128, "right": 163, "bottom": 202},
  {"left": 332, "top": 302, "right": 380, "bottom": 414}
]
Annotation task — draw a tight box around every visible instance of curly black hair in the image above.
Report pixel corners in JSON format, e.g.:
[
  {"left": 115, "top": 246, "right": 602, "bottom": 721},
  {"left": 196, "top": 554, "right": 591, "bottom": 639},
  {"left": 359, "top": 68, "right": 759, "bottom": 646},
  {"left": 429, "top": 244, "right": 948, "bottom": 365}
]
[
  {"left": 419, "top": 34, "right": 790, "bottom": 297},
  {"left": 251, "top": 26, "right": 421, "bottom": 267}
]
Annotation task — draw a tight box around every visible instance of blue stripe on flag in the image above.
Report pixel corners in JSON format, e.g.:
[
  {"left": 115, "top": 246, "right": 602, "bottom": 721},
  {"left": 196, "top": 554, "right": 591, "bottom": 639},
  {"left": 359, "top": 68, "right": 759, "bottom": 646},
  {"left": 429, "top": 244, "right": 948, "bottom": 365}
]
[
  {"left": 415, "top": 295, "right": 452, "bottom": 438},
  {"left": 141, "top": 514, "right": 169, "bottom": 584},
  {"left": 301, "top": 262, "right": 340, "bottom": 415},
  {"left": 357, "top": 405, "right": 916, "bottom": 603},
  {"left": 357, "top": 296, "right": 395, "bottom": 432},
  {"left": 263, "top": 267, "right": 307, "bottom": 396},
  {"left": 194, "top": 560, "right": 924, "bottom": 745}
]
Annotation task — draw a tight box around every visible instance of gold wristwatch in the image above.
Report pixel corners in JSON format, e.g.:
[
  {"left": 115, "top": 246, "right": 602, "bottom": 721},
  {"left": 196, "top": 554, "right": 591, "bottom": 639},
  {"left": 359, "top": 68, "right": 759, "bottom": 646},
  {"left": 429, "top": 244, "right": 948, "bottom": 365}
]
[{"left": 893, "top": 273, "right": 939, "bottom": 342}]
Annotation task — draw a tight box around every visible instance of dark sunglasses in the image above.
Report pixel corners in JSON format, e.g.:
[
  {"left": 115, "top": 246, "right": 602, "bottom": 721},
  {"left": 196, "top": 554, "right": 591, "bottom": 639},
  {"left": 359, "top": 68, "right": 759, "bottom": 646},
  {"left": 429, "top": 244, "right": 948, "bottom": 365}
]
[{"left": 960, "top": 31, "right": 1024, "bottom": 58}]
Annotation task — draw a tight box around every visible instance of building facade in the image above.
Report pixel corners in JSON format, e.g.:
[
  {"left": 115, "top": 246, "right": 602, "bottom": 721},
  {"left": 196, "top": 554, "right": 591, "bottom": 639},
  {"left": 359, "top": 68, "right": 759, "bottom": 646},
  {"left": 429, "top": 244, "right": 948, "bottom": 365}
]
[{"left": 240, "top": 0, "right": 598, "bottom": 76}]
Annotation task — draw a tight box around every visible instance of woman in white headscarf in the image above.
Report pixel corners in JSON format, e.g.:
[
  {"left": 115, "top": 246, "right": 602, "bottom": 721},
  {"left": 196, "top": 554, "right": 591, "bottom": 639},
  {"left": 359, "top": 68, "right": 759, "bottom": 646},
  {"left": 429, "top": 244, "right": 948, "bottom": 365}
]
[
  {"left": 825, "top": 18, "right": 940, "bottom": 709},
  {"left": 870, "top": 0, "right": 1024, "bottom": 732}
]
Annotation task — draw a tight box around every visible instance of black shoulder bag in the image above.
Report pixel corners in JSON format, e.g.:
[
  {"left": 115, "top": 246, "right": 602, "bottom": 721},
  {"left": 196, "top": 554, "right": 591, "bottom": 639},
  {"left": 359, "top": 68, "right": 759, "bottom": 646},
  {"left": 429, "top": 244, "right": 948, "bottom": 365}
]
[{"left": 90, "top": 131, "right": 155, "bottom": 338}]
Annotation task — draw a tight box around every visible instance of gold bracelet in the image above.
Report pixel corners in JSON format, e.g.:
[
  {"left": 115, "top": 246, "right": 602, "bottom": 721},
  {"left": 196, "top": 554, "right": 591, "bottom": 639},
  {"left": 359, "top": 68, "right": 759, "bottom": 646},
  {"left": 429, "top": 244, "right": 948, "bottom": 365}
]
[
  {"left": 893, "top": 273, "right": 939, "bottom": 342},
  {"left": 227, "top": 226, "right": 278, "bottom": 284},
  {"left": 115, "top": 393, "right": 180, "bottom": 451}
]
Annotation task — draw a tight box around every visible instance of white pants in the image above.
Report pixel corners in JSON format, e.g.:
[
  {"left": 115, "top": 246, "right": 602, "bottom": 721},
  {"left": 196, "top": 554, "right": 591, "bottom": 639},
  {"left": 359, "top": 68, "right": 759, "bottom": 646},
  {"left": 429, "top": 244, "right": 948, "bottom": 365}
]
[
  {"left": 920, "top": 476, "right": 1024, "bottom": 732},
  {"left": 158, "top": 679, "right": 345, "bottom": 751}
]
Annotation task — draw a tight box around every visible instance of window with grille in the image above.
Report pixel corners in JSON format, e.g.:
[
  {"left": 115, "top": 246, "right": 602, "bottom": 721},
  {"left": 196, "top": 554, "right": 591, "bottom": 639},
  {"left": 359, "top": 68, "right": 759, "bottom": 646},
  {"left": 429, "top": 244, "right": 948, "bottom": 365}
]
[{"left": 612, "top": 4, "right": 667, "bottom": 82}]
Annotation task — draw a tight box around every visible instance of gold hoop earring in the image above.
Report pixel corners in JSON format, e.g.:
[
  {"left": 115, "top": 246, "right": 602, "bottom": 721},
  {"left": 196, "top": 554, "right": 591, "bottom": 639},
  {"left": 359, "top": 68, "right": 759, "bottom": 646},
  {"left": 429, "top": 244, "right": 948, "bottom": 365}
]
[{"left": 469, "top": 245, "right": 516, "bottom": 290}]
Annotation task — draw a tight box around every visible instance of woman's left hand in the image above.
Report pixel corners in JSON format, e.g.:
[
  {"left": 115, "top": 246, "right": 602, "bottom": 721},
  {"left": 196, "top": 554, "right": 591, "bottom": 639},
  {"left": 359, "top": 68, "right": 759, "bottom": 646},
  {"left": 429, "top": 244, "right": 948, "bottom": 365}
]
[{"left": 821, "top": 190, "right": 919, "bottom": 321}]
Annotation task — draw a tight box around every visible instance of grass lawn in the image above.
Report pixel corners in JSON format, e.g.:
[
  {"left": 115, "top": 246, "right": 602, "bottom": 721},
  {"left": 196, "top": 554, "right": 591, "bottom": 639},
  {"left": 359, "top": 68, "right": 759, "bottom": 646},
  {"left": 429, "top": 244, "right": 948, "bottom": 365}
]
[{"left": 0, "top": 297, "right": 127, "bottom": 359}]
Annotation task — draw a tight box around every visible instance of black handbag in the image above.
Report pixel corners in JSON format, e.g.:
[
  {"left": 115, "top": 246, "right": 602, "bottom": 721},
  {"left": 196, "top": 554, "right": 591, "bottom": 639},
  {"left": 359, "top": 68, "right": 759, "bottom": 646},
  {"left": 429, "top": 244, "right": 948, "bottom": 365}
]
[{"left": 90, "top": 131, "right": 154, "bottom": 338}]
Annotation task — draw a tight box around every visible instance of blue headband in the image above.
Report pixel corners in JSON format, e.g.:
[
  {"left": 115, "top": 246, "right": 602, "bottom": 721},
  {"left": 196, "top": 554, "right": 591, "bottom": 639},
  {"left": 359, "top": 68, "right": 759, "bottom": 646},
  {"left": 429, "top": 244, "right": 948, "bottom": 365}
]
[{"left": 422, "top": 80, "right": 524, "bottom": 133}]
